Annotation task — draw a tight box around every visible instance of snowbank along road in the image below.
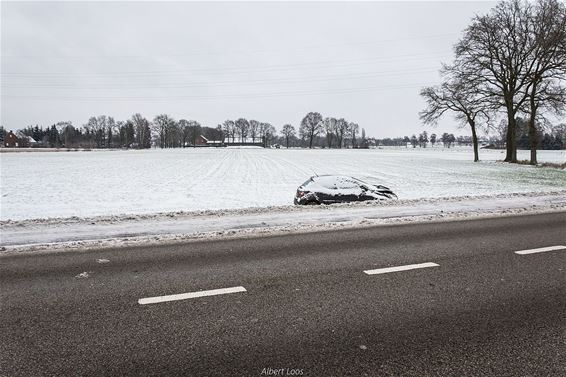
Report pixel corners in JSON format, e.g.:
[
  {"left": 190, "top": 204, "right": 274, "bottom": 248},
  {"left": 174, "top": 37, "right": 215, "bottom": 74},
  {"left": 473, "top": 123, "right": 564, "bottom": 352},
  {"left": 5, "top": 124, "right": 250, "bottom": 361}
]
[{"left": 2, "top": 191, "right": 565, "bottom": 252}]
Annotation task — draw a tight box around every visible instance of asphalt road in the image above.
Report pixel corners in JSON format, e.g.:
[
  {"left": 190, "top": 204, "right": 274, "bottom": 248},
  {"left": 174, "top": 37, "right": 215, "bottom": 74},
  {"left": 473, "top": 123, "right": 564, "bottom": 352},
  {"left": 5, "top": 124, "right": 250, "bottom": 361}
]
[{"left": 1, "top": 212, "right": 565, "bottom": 377}]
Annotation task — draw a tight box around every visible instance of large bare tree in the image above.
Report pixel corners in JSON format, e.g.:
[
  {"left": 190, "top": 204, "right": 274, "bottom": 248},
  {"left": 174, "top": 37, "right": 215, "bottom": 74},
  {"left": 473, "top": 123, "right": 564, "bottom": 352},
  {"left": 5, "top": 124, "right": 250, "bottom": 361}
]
[
  {"left": 454, "top": 0, "right": 536, "bottom": 163},
  {"left": 521, "top": 0, "right": 566, "bottom": 164}
]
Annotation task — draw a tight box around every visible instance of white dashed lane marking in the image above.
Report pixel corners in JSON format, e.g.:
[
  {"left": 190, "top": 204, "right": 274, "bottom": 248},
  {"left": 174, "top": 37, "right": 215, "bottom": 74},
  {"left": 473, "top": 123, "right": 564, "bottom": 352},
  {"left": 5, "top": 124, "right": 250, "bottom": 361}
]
[
  {"left": 364, "top": 262, "right": 439, "bottom": 275},
  {"left": 138, "top": 286, "right": 247, "bottom": 305},
  {"left": 514, "top": 245, "right": 566, "bottom": 255},
  {"left": 136, "top": 245, "right": 564, "bottom": 306}
]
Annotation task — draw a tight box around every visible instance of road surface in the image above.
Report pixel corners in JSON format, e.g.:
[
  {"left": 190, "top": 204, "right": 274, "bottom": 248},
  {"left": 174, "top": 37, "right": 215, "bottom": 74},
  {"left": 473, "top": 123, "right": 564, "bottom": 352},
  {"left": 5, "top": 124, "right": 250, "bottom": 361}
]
[{"left": 1, "top": 212, "right": 565, "bottom": 376}]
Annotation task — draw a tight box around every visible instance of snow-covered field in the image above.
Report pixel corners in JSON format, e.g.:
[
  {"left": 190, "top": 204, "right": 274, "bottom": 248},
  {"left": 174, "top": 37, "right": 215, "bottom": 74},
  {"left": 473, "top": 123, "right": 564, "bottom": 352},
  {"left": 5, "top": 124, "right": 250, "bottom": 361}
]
[{"left": 1, "top": 147, "right": 565, "bottom": 221}]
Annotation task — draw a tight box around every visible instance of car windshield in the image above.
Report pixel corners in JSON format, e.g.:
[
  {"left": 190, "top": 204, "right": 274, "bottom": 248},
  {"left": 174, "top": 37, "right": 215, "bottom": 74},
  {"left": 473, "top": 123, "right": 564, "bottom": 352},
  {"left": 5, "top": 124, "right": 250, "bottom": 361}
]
[{"left": 300, "top": 178, "right": 313, "bottom": 187}]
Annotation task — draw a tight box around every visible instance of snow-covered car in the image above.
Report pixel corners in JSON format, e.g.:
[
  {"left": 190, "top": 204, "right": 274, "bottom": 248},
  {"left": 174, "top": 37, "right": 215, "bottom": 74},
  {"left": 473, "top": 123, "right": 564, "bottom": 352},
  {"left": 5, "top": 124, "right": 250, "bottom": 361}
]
[{"left": 294, "top": 175, "right": 397, "bottom": 205}]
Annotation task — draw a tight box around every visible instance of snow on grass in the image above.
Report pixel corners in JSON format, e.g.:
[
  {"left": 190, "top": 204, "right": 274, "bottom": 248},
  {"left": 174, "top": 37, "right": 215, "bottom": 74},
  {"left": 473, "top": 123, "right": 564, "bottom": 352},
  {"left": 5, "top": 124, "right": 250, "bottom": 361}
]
[{"left": 1, "top": 147, "right": 565, "bottom": 221}]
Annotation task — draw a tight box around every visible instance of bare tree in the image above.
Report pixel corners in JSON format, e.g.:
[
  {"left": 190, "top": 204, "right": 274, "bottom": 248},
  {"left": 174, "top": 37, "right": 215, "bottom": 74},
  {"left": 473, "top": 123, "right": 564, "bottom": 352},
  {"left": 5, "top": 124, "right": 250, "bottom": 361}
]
[
  {"left": 249, "top": 120, "right": 260, "bottom": 143},
  {"left": 420, "top": 70, "right": 490, "bottom": 162},
  {"left": 281, "top": 124, "right": 296, "bottom": 148},
  {"left": 187, "top": 120, "right": 201, "bottom": 147},
  {"left": 262, "top": 123, "right": 277, "bottom": 147},
  {"left": 215, "top": 124, "right": 224, "bottom": 142},
  {"left": 299, "top": 112, "right": 323, "bottom": 149},
  {"left": 454, "top": 0, "right": 536, "bottom": 163},
  {"left": 254, "top": 122, "right": 276, "bottom": 147},
  {"left": 235, "top": 118, "right": 249, "bottom": 142},
  {"left": 335, "top": 118, "right": 348, "bottom": 148},
  {"left": 430, "top": 133, "right": 437, "bottom": 147},
  {"left": 521, "top": 0, "right": 566, "bottom": 164},
  {"left": 323, "top": 117, "right": 337, "bottom": 148},
  {"left": 59, "top": 121, "right": 75, "bottom": 148},
  {"left": 153, "top": 114, "right": 177, "bottom": 148},
  {"left": 349, "top": 122, "right": 359, "bottom": 148},
  {"left": 131, "top": 113, "right": 151, "bottom": 149},
  {"left": 418, "top": 130, "right": 429, "bottom": 148},
  {"left": 106, "top": 117, "right": 116, "bottom": 148},
  {"left": 258, "top": 122, "right": 267, "bottom": 144},
  {"left": 441, "top": 133, "right": 456, "bottom": 148},
  {"left": 178, "top": 119, "right": 190, "bottom": 147},
  {"left": 222, "top": 120, "right": 235, "bottom": 143},
  {"left": 85, "top": 116, "right": 105, "bottom": 148},
  {"left": 117, "top": 120, "right": 134, "bottom": 148}
]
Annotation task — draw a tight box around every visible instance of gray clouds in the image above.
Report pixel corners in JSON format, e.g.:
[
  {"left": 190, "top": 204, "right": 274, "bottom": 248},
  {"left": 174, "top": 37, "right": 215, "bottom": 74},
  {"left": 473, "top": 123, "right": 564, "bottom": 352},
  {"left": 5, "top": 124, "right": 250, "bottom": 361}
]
[{"left": 1, "top": 1, "right": 496, "bottom": 137}]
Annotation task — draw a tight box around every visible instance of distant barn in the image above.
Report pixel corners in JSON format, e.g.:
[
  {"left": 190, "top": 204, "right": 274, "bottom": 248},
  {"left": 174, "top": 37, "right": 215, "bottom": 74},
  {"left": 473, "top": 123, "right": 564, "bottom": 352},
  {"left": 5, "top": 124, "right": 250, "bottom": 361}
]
[
  {"left": 223, "top": 137, "right": 264, "bottom": 147},
  {"left": 186, "top": 135, "right": 224, "bottom": 147},
  {"left": 2, "top": 131, "right": 38, "bottom": 148},
  {"left": 184, "top": 135, "right": 266, "bottom": 147},
  {"left": 3, "top": 131, "right": 18, "bottom": 147}
]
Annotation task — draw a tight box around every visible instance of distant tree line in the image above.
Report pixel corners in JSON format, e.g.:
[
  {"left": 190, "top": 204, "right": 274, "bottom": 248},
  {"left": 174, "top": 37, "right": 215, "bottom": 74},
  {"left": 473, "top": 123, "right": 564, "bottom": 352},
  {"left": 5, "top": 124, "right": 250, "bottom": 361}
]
[
  {"left": 281, "top": 112, "right": 367, "bottom": 149},
  {"left": 420, "top": 0, "right": 566, "bottom": 163},
  {"left": 10, "top": 113, "right": 223, "bottom": 149},
  {"left": 375, "top": 132, "right": 458, "bottom": 148},
  {"left": 16, "top": 114, "right": 153, "bottom": 149},
  {"left": 5, "top": 110, "right": 563, "bottom": 152},
  {"left": 381, "top": 123, "right": 565, "bottom": 150},
  {"left": 2, "top": 111, "right": 371, "bottom": 150}
]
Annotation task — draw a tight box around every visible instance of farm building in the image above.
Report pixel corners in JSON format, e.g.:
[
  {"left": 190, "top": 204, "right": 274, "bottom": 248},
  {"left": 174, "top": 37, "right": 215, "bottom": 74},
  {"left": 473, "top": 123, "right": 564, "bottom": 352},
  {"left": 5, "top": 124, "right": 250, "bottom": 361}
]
[
  {"left": 223, "top": 137, "right": 265, "bottom": 147},
  {"left": 185, "top": 135, "right": 224, "bottom": 147},
  {"left": 2, "top": 131, "right": 38, "bottom": 148}
]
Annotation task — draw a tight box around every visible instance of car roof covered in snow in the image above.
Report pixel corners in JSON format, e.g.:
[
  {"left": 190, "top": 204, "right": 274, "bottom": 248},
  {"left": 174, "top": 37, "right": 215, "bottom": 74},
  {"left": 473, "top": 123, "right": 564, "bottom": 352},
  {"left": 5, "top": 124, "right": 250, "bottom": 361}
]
[
  {"left": 308, "top": 175, "right": 366, "bottom": 190},
  {"left": 299, "top": 175, "right": 374, "bottom": 195}
]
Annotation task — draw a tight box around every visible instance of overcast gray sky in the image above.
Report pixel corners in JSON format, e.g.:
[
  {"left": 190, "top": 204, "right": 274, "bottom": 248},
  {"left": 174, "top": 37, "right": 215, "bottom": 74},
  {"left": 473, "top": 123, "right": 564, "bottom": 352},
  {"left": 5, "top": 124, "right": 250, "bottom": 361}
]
[{"left": 1, "top": 1, "right": 497, "bottom": 138}]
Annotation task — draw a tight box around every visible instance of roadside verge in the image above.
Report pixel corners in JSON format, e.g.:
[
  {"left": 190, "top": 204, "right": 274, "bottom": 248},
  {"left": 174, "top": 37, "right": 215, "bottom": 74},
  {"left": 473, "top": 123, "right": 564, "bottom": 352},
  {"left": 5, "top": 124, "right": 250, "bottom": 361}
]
[{"left": 2, "top": 191, "right": 565, "bottom": 254}]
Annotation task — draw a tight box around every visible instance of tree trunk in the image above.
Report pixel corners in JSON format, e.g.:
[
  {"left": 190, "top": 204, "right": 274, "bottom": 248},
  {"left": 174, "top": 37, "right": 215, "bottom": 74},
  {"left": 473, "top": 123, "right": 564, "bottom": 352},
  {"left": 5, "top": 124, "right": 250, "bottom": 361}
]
[
  {"left": 528, "top": 117, "right": 537, "bottom": 165},
  {"left": 469, "top": 118, "right": 479, "bottom": 162},
  {"left": 527, "top": 84, "right": 538, "bottom": 166},
  {"left": 504, "top": 109, "right": 517, "bottom": 163},
  {"left": 502, "top": 94, "right": 515, "bottom": 162}
]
